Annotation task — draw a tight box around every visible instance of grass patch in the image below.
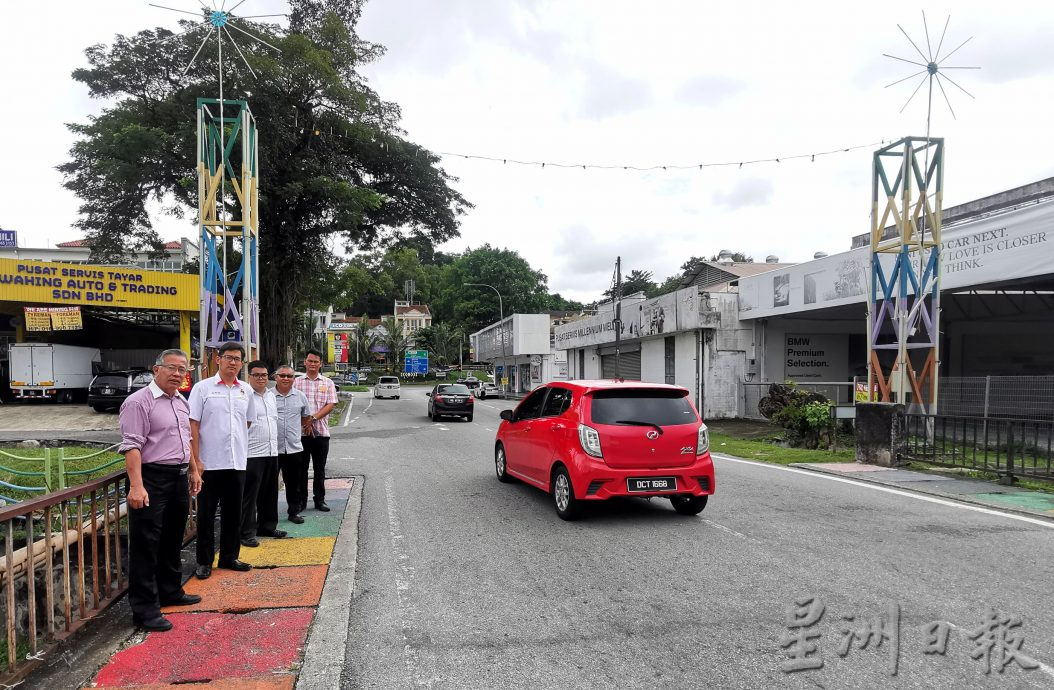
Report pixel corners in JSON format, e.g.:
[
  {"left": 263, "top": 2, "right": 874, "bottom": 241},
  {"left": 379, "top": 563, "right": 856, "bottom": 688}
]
[
  {"left": 709, "top": 432, "right": 855, "bottom": 465},
  {"left": 0, "top": 446, "right": 124, "bottom": 503},
  {"left": 327, "top": 400, "right": 349, "bottom": 426},
  {"left": 339, "top": 385, "right": 371, "bottom": 393}
]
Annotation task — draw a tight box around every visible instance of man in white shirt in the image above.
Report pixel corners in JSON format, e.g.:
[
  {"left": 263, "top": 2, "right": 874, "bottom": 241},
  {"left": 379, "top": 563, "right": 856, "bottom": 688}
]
[
  {"left": 189, "top": 342, "right": 256, "bottom": 579},
  {"left": 241, "top": 360, "right": 288, "bottom": 547},
  {"left": 273, "top": 364, "right": 313, "bottom": 524}
]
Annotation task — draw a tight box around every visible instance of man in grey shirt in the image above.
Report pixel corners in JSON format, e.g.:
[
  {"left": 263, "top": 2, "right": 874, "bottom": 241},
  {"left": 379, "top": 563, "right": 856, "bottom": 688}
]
[{"left": 273, "top": 364, "right": 312, "bottom": 523}]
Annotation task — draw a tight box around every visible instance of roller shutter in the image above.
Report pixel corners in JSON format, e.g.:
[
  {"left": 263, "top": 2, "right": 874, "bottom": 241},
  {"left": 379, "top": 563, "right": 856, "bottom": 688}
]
[{"left": 600, "top": 349, "right": 641, "bottom": 380}]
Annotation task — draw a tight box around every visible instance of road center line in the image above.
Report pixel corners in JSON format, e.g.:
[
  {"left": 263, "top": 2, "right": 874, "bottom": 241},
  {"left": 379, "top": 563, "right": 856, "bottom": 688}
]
[
  {"left": 384, "top": 474, "right": 425, "bottom": 686},
  {"left": 712, "top": 454, "right": 1054, "bottom": 530}
]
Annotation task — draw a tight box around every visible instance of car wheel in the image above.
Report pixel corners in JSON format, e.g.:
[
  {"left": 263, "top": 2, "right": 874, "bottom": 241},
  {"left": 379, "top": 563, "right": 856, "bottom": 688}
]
[
  {"left": 91, "top": 404, "right": 108, "bottom": 413},
  {"left": 670, "top": 495, "right": 708, "bottom": 516},
  {"left": 552, "top": 466, "right": 581, "bottom": 521},
  {"left": 494, "top": 443, "right": 512, "bottom": 483},
  {"left": 427, "top": 406, "right": 433, "bottom": 420},
  {"left": 466, "top": 414, "right": 473, "bottom": 422}
]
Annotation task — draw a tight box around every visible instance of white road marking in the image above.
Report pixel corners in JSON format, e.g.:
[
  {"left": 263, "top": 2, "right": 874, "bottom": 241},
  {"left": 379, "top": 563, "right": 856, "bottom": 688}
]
[
  {"left": 484, "top": 427, "right": 494, "bottom": 432},
  {"left": 385, "top": 474, "right": 431, "bottom": 686},
  {"left": 712, "top": 454, "right": 1054, "bottom": 530},
  {"left": 345, "top": 391, "right": 375, "bottom": 427},
  {"left": 700, "top": 518, "right": 762, "bottom": 544},
  {"left": 340, "top": 394, "right": 355, "bottom": 427}
]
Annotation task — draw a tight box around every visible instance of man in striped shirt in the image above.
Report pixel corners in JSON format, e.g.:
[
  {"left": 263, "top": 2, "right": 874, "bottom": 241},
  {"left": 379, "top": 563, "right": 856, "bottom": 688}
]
[{"left": 293, "top": 350, "right": 338, "bottom": 511}]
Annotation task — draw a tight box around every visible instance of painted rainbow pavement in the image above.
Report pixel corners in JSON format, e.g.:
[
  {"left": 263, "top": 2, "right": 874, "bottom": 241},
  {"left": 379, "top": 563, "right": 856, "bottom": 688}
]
[{"left": 85, "top": 478, "right": 355, "bottom": 689}]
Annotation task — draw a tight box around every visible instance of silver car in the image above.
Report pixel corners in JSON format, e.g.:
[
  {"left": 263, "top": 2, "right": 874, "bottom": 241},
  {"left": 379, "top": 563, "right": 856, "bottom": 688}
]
[
  {"left": 375, "top": 375, "right": 401, "bottom": 399},
  {"left": 474, "top": 382, "right": 501, "bottom": 399}
]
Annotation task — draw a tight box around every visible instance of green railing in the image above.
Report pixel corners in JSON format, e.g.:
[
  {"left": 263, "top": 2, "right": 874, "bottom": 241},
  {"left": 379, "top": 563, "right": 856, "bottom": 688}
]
[{"left": 0, "top": 446, "right": 123, "bottom": 503}]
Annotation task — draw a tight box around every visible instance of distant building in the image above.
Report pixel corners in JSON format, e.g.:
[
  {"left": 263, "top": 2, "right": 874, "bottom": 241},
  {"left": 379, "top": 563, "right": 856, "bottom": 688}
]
[
  {"left": 0, "top": 237, "right": 199, "bottom": 273},
  {"left": 393, "top": 300, "right": 431, "bottom": 343}
]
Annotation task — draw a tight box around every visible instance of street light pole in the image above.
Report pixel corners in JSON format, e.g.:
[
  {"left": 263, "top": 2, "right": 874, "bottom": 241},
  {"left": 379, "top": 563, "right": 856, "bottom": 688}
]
[{"left": 465, "top": 282, "right": 507, "bottom": 397}]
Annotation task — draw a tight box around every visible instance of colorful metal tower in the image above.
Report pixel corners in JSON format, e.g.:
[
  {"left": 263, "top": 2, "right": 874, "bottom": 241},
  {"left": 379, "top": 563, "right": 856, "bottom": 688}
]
[
  {"left": 867, "top": 136, "right": 943, "bottom": 411},
  {"left": 197, "top": 97, "right": 259, "bottom": 366}
]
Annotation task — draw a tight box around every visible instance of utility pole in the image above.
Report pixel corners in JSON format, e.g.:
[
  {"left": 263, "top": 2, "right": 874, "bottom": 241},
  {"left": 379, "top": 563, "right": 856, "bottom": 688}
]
[{"left": 613, "top": 256, "right": 622, "bottom": 380}]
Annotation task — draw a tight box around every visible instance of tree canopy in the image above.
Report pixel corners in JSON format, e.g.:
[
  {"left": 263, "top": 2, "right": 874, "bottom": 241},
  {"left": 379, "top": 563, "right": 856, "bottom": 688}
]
[{"left": 59, "top": 0, "right": 470, "bottom": 363}]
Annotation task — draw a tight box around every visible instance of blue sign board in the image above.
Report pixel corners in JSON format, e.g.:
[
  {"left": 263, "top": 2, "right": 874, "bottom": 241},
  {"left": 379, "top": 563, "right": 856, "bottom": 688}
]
[
  {"left": 403, "top": 349, "right": 428, "bottom": 375},
  {"left": 0, "top": 230, "right": 15, "bottom": 248}
]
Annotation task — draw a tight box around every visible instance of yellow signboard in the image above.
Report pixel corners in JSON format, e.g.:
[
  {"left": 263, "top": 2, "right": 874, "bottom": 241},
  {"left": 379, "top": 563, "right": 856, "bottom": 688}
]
[
  {"left": 0, "top": 258, "right": 198, "bottom": 311},
  {"left": 23, "top": 307, "right": 51, "bottom": 332},
  {"left": 50, "top": 306, "right": 83, "bottom": 330}
]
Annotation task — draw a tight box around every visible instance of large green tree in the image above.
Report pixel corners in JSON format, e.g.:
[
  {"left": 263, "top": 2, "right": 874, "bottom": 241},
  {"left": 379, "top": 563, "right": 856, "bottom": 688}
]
[{"left": 59, "top": 0, "right": 470, "bottom": 362}]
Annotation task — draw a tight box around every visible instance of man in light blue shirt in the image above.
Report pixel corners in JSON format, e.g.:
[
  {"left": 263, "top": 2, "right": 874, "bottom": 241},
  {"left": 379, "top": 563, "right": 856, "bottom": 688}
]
[
  {"left": 189, "top": 342, "right": 256, "bottom": 579},
  {"left": 273, "top": 364, "right": 313, "bottom": 524}
]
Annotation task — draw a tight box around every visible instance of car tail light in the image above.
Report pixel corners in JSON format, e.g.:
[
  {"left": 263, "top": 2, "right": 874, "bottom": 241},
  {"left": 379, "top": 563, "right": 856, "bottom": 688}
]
[
  {"left": 467, "top": 397, "right": 474, "bottom": 404},
  {"left": 578, "top": 423, "right": 603, "bottom": 458},
  {"left": 697, "top": 423, "right": 710, "bottom": 455},
  {"left": 434, "top": 395, "right": 443, "bottom": 403}
]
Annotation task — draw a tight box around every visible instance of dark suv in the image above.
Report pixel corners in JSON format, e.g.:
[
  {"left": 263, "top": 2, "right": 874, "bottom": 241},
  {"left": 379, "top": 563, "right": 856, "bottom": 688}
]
[{"left": 88, "top": 369, "right": 154, "bottom": 412}]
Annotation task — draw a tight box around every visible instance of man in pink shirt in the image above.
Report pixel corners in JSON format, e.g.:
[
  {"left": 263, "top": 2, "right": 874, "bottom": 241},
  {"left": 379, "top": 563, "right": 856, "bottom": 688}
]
[
  {"left": 119, "top": 349, "right": 203, "bottom": 632},
  {"left": 293, "top": 350, "right": 338, "bottom": 512}
]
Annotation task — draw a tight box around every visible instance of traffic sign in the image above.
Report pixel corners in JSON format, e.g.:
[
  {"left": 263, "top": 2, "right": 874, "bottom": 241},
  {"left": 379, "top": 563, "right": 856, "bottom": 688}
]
[{"left": 404, "top": 349, "right": 428, "bottom": 375}]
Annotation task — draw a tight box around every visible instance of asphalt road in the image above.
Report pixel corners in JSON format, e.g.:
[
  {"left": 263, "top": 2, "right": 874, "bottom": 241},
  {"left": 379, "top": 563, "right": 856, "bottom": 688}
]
[{"left": 324, "top": 387, "right": 1054, "bottom": 689}]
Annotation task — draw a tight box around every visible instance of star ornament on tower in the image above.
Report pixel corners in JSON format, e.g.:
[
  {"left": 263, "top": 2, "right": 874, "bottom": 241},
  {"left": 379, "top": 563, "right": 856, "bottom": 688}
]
[
  {"left": 149, "top": 1, "right": 284, "bottom": 80},
  {"left": 884, "top": 11, "right": 979, "bottom": 122}
]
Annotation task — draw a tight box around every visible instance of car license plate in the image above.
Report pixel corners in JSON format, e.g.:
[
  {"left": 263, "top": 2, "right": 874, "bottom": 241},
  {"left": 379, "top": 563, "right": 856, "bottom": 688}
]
[
  {"left": 103, "top": 388, "right": 113, "bottom": 395},
  {"left": 627, "top": 477, "right": 677, "bottom": 492}
]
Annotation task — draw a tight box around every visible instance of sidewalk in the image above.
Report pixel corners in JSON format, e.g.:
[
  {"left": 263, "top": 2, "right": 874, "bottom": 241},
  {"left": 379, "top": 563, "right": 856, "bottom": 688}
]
[
  {"left": 81, "top": 476, "right": 362, "bottom": 689},
  {"left": 790, "top": 462, "right": 1054, "bottom": 522}
]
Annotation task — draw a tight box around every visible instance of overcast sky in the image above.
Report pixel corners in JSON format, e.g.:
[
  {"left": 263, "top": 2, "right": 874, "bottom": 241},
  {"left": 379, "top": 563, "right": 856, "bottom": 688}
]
[{"left": 1, "top": 1, "right": 1052, "bottom": 302}]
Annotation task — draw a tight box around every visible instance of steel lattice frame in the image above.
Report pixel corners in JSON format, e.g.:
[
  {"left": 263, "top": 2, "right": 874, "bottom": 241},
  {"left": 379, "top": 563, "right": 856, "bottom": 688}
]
[
  {"left": 197, "top": 98, "right": 259, "bottom": 363},
  {"left": 867, "top": 136, "right": 943, "bottom": 412}
]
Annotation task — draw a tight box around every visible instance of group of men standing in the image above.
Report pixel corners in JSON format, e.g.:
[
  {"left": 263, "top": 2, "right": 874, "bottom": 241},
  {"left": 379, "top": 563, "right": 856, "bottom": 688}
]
[{"left": 118, "top": 345, "right": 338, "bottom": 631}]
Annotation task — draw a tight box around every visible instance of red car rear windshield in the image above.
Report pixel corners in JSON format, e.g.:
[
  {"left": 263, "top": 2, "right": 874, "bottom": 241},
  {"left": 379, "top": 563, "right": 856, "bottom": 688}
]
[{"left": 589, "top": 389, "right": 697, "bottom": 426}]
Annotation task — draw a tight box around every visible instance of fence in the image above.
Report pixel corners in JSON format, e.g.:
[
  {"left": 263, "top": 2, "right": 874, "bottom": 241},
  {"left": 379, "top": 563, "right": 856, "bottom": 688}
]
[
  {"left": 0, "top": 445, "right": 125, "bottom": 503},
  {"left": 938, "top": 376, "right": 1054, "bottom": 421},
  {"left": 0, "top": 471, "right": 128, "bottom": 683},
  {"left": 903, "top": 414, "right": 1054, "bottom": 480},
  {"left": 741, "top": 381, "right": 855, "bottom": 420}
]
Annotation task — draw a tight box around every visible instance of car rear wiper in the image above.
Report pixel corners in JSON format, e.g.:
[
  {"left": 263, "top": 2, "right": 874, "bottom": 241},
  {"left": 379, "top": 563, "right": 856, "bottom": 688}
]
[{"left": 614, "top": 420, "right": 663, "bottom": 436}]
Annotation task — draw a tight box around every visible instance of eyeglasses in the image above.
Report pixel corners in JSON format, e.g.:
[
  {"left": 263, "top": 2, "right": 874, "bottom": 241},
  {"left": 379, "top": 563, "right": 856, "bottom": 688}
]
[
  {"left": 305, "top": 359, "right": 321, "bottom": 365},
  {"left": 276, "top": 374, "right": 295, "bottom": 379},
  {"left": 249, "top": 372, "right": 269, "bottom": 378},
  {"left": 158, "top": 364, "right": 189, "bottom": 375},
  {"left": 220, "top": 355, "right": 243, "bottom": 363}
]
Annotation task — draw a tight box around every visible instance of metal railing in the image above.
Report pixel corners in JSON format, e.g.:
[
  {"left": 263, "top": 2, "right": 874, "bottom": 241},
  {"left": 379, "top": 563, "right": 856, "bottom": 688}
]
[
  {"left": 0, "top": 445, "right": 125, "bottom": 502},
  {"left": 0, "top": 471, "right": 128, "bottom": 683},
  {"left": 938, "top": 376, "right": 1054, "bottom": 421},
  {"left": 903, "top": 414, "right": 1054, "bottom": 480},
  {"left": 741, "top": 381, "right": 855, "bottom": 420}
]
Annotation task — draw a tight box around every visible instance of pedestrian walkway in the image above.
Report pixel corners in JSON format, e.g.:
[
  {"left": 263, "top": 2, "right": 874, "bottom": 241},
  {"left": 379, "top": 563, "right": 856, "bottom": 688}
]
[
  {"left": 791, "top": 463, "right": 1054, "bottom": 521},
  {"left": 83, "top": 477, "right": 356, "bottom": 689}
]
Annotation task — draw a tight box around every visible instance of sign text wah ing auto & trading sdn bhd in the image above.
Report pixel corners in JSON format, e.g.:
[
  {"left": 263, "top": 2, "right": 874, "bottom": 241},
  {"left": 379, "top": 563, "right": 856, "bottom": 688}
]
[{"left": 0, "top": 258, "right": 197, "bottom": 311}]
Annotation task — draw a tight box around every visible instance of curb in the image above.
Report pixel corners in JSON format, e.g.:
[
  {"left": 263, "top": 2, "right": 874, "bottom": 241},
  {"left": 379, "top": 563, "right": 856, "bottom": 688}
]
[
  {"left": 296, "top": 475, "right": 364, "bottom": 689},
  {"left": 789, "top": 462, "right": 1054, "bottom": 525}
]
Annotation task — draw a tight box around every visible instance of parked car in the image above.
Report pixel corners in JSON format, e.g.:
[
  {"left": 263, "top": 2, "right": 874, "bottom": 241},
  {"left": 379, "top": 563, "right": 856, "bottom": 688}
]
[
  {"left": 427, "top": 383, "right": 474, "bottom": 421},
  {"left": 457, "top": 377, "right": 483, "bottom": 393},
  {"left": 375, "top": 375, "right": 401, "bottom": 399},
  {"left": 475, "top": 382, "right": 501, "bottom": 399},
  {"left": 494, "top": 380, "right": 714, "bottom": 520},
  {"left": 88, "top": 369, "right": 154, "bottom": 412}
]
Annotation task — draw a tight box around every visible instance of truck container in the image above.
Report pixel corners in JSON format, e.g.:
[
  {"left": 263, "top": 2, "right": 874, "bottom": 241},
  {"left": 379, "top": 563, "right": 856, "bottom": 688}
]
[{"left": 8, "top": 343, "right": 101, "bottom": 402}]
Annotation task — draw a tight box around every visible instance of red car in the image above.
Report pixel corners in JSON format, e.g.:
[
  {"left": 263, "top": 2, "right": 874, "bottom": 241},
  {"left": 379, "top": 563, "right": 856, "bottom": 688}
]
[{"left": 495, "top": 380, "right": 715, "bottom": 520}]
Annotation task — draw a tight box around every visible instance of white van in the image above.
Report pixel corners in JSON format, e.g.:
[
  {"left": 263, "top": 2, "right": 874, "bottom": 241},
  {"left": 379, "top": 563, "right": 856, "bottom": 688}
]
[{"left": 375, "top": 375, "right": 401, "bottom": 399}]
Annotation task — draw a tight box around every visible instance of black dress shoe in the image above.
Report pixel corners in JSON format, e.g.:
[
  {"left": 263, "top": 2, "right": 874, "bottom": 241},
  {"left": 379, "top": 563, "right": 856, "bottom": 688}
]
[
  {"left": 195, "top": 565, "right": 212, "bottom": 580},
  {"left": 160, "top": 593, "right": 202, "bottom": 607},
  {"left": 218, "top": 559, "right": 252, "bottom": 572},
  {"left": 134, "top": 615, "right": 173, "bottom": 632},
  {"left": 240, "top": 537, "right": 260, "bottom": 547},
  {"left": 315, "top": 502, "right": 331, "bottom": 512},
  {"left": 288, "top": 514, "right": 305, "bottom": 524},
  {"left": 258, "top": 529, "right": 288, "bottom": 539}
]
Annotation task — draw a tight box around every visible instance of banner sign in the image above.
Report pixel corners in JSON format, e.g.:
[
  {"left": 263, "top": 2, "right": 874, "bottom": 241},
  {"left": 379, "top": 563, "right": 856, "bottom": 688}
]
[
  {"left": 783, "top": 333, "right": 848, "bottom": 380},
  {"left": 404, "top": 349, "right": 428, "bottom": 375},
  {"left": 23, "top": 306, "right": 84, "bottom": 331},
  {"left": 0, "top": 258, "right": 197, "bottom": 311},
  {"left": 23, "top": 307, "right": 52, "bottom": 331},
  {"left": 0, "top": 230, "right": 15, "bottom": 248},
  {"left": 739, "top": 200, "right": 1054, "bottom": 319},
  {"left": 554, "top": 287, "right": 703, "bottom": 351}
]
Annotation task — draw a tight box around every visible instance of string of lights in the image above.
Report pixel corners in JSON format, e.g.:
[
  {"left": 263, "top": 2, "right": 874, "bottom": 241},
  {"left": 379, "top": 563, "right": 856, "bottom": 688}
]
[{"left": 295, "top": 122, "right": 893, "bottom": 172}]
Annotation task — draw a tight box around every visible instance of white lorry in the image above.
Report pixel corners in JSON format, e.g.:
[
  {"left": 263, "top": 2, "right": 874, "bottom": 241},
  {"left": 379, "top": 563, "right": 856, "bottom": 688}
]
[{"left": 8, "top": 343, "right": 101, "bottom": 403}]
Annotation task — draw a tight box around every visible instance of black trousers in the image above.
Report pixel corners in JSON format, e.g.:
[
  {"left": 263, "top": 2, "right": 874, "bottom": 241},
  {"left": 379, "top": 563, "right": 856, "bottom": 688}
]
[
  {"left": 128, "top": 463, "right": 189, "bottom": 621},
  {"left": 241, "top": 455, "right": 279, "bottom": 539},
  {"left": 301, "top": 435, "right": 330, "bottom": 505},
  {"left": 279, "top": 451, "right": 307, "bottom": 516},
  {"left": 196, "top": 468, "right": 245, "bottom": 566}
]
